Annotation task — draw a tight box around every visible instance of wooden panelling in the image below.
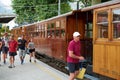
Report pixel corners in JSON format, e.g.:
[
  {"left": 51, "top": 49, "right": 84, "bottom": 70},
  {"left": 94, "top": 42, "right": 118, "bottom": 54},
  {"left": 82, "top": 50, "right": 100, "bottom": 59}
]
[{"left": 93, "top": 44, "right": 120, "bottom": 79}]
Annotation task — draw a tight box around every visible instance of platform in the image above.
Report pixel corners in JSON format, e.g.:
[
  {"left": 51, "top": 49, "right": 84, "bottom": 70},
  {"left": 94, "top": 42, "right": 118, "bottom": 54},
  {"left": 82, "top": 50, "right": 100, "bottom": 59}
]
[{"left": 0, "top": 54, "right": 69, "bottom": 80}]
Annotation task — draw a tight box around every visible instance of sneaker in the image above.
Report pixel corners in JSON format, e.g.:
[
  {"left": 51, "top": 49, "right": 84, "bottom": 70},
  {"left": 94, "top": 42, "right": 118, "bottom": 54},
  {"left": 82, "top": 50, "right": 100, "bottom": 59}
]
[
  {"left": 34, "top": 60, "right": 36, "bottom": 63},
  {"left": 3, "top": 60, "right": 6, "bottom": 64},
  {"left": 21, "top": 59, "right": 24, "bottom": 64},
  {"left": 29, "top": 59, "right": 31, "bottom": 62},
  {"left": 8, "top": 65, "right": 12, "bottom": 68},
  {"left": 13, "top": 65, "right": 15, "bottom": 68}
]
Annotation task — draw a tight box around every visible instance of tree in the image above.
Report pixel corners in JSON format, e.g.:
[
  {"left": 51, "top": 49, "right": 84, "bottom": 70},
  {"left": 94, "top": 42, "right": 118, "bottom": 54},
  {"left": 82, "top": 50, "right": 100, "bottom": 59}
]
[
  {"left": 12, "top": 0, "right": 72, "bottom": 25},
  {"left": 0, "top": 25, "right": 11, "bottom": 37},
  {"left": 68, "top": 0, "right": 111, "bottom": 7}
]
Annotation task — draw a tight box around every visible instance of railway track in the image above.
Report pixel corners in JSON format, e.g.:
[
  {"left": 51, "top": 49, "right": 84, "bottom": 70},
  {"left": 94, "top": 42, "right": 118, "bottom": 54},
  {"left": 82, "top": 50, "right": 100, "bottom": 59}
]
[{"left": 35, "top": 52, "right": 69, "bottom": 75}]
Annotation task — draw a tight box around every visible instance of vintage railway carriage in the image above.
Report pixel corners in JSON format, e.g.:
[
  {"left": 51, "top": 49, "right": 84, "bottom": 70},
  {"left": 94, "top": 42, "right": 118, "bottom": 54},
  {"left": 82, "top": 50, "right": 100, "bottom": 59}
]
[
  {"left": 92, "top": 1, "right": 120, "bottom": 79},
  {"left": 31, "top": 12, "right": 88, "bottom": 62},
  {"left": 11, "top": 26, "right": 26, "bottom": 40},
  {"left": 11, "top": 0, "right": 120, "bottom": 79}
]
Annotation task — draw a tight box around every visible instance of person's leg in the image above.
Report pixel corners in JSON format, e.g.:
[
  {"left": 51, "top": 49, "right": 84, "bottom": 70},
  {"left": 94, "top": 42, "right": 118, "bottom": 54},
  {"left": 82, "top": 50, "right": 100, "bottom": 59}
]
[
  {"left": 29, "top": 52, "right": 32, "bottom": 62},
  {"left": 29, "top": 49, "right": 32, "bottom": 62},
  {"left": 23, "top": 50, "right": 26, "bottom": 59},
  {"left": 68, "top": 63, "right": 76, "bottom": 80},
  {"left": 75, "top": 63, "right": 80, "bottom": 77},
  {"left": 12, "top": 55, "right": 15, "bottom": 67},
  {"left": 2, "top": 53, "right": 6, "bottom": 64},
  {"left": 33, "top": 51, "right": 36, "bottom": 63},
  {"left": 19, "top": 49, "right": 23, "bottom": 64},
  {"left": 69, "top": 73, "right": 75, "bottom": 80},
  {"left": 8, "top": 56, "right": 12, "bottom": 68},
  {"left": 0, "top": 52, "right": 1, "bottom": 66}
]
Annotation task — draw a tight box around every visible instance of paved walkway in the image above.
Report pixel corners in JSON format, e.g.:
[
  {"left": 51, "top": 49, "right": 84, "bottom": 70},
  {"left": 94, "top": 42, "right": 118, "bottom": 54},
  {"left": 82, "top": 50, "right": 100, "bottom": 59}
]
[{"left": 0, "top": 54, "right": 69, "bottom": 80}]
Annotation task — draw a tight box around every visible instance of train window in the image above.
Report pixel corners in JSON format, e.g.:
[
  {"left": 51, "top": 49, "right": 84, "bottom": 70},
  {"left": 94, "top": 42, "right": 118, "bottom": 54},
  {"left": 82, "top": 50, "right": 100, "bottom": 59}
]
[
  {"left": 56, "top": 21, "right": 60, "bottom": 28},
  {"left": 55, "top": 30, "right": 60, "bottom": 38},
  {"left": 61, "top": 20, "right": 65, "bottom": 28},
  {"left": 47, "top": 24, "right": 51, "bottom": 29},
  {"left": 112, "top": 8, "right": 120, "bottom": 39},
  {"left": 85, "top": 23, "right": 93, "bottom": 38},
  {"left": 61, "top": 29, "right": 65, "bottom": 38},
  {"left": 51, "top": 23, "right": 55, "bottom": 28},
  {"left": 97, "top": 11, "right": 108, "bottom": 38}
]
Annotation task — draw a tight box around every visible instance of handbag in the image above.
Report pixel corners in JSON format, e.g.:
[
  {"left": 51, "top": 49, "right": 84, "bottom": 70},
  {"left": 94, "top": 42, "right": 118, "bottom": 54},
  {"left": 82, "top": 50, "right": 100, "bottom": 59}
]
[
  {"left": 76, "top": 61, "right": 86, "bottom": 79},
  {"left": 76, "top": 67, "right": 86, "bottom": 79}
]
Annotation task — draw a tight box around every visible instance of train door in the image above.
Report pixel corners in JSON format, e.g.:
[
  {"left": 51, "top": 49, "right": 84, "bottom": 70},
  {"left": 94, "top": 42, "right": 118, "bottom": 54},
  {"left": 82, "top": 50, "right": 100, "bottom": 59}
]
[{"left": 81, "top": 11, "right": 93, "bottom": 65}]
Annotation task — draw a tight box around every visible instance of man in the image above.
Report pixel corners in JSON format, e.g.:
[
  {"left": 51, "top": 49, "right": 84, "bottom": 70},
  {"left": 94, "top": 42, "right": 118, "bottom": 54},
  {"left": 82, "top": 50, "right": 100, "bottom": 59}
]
[
  {"left": 18, "top": 35, "right": 27, "bottom": 64},
  {"left": 8, "top": 35, "right": 17, "bottom": 68},
  {"left": 0, "top": 38, "right": 2, "bottom": 66},
  {"left": 67, "top": 32, "right": 84, "bottom": 80},
  {"left": 2, "top": 33, "right": 9, "bottom": 64}
]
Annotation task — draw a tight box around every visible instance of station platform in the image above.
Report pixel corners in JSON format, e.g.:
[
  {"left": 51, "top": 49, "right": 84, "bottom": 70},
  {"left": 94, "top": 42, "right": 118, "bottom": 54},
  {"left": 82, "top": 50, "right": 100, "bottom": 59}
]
[{"left": 0, "top": 54, "right": 69, "bottom": 80}]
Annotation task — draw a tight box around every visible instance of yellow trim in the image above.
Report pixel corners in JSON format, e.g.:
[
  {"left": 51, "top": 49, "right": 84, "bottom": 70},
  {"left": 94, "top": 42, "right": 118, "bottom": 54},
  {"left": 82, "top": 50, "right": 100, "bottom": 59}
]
[{"left": 33, "top": 63, "right": 62, "bottom": 80}]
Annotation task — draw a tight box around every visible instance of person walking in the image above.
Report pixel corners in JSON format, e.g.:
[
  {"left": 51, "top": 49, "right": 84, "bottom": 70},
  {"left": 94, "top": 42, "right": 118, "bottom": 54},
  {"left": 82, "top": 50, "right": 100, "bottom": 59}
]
[
  {"left": 27, "top": 39, "right": 36, "bottom": 63},
  {"left": 18, "top": 35, "right": 27, "bottom": 64},
  {"left": 0, "top": 38, "right": 3, "bottom": 66},
  {"left": 2, "top": 33, "right": 9, "bottom": 64},
  {"left": 67, "top": 32, "right": 84, "bottom": 80},
  {"left": 8, "top": 35, "right": 18, "bottom": 68}
]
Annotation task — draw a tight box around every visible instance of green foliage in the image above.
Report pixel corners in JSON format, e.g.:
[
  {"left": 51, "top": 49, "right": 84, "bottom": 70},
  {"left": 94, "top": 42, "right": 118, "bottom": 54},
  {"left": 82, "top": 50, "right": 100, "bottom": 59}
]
[
  {"left": 68, "top": 0, "right": 111, "bottom": 7},
  {"left": 0, "top": 26, "right": 11, "bottom": 37},
  {"left": 12, "top": 0, "right": 72, "bottom": 24}
]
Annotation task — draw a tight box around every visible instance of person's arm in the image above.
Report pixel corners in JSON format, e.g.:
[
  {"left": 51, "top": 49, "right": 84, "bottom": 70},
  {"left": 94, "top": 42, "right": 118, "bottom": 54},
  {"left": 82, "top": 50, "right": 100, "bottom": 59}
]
[
  {"left": 69, "top": 51, "right": 84, "bottom": 60},
  {"left": 0, "top": 42, "right": 2, "bottom": 48},
  {"left": 18, "top": 40, "right": 21, "bottom": 44}
]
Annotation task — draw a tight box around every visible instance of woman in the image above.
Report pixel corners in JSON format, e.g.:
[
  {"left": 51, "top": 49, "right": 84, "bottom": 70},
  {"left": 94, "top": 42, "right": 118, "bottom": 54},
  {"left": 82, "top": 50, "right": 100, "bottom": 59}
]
[{"left": 27, "top": 39, "right": 36, "bottom": 63}]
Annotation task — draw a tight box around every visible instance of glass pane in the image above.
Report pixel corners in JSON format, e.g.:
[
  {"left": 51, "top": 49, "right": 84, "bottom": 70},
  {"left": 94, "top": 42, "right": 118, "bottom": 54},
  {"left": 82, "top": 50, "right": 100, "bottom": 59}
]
[
  {"left": 113, "top": 9, "right": 120, "bottom": 21},
  {"left": 55, "top": 30, "right": 60, "bottom": 38},
  {"left": 56, "top": 21, "right": 60, "bottom": 28},
  {"left": 61, "top": 20, "right": 65, "bottom": 28},
  {"left": 97, "top": 11, "right": 108, "bottom": 23},
  {"left": 113, "top": 23, "right": 120, "bottom": 38},
  {"left": 61, "top": 30, "right": 65, "bottom": 37},
  {"left": 97, "top": 24, "right": 108, "bottom": 38},
  {"left": 85, "top": 31, "right": 93, "bottom": 38},
  {"left": 97, "top": 11, "right": 108, "bottom": 38},
  {"left": 112, "top": 9, "right": 120, "bottom": 38}
]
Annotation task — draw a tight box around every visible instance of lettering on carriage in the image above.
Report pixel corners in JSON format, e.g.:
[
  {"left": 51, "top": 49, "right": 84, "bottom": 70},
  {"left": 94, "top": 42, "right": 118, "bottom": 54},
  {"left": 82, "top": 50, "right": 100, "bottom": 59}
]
[
  {"left": 111, "top": 71, "right": 120, "bottom": 76},
  {"left": 100, "top": 68, "right": 120, "bottom": 76},
  {"left": 100, "top": 68, "right": 109, "bottom": 73}
]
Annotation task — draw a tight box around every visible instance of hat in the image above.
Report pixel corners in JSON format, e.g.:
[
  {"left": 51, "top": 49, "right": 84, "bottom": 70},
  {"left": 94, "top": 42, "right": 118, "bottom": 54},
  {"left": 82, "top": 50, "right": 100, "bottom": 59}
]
[
  {"left": 73, "top": 32, "right": 80, "bottom": 37},
  {"left": 18, "top": 37, "right": 21, "bottom": 40}
]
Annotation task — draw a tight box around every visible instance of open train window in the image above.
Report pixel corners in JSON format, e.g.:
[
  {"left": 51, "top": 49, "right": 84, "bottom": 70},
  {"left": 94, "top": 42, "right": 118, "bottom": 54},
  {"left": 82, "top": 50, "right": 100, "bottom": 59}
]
[{"left": 85, "top": 23, "right": 93, "bottom": 38}]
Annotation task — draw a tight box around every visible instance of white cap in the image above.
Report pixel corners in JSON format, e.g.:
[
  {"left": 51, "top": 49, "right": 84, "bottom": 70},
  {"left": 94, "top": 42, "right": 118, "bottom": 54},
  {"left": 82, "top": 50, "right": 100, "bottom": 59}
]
[
  {"left": 18, "top": 37, "right": 21, "bottom": 40},
  {"left": 73, "top": 32, "right": 80, "bottom": 37}
]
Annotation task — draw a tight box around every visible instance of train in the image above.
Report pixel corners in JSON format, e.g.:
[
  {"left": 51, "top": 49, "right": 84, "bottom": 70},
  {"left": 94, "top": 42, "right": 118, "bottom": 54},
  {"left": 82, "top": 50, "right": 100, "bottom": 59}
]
[{"left": 11, "top": 1, "right": 120, "bottom": 80}]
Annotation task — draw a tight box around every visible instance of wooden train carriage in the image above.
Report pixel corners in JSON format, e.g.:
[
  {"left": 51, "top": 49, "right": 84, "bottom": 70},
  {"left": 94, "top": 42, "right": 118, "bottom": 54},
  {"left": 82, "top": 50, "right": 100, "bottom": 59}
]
[
  {"left": 92, "top": 1, "right": 120, "bottom": 79},
  {"left": 32, "top": 11, "right": 91, "bottom": 62},
  {"left": 32, "top": 13, "right": 72, "bottom": 62},
  {"left": 11, "top": 27, "right": 25, "bottom": 40}
]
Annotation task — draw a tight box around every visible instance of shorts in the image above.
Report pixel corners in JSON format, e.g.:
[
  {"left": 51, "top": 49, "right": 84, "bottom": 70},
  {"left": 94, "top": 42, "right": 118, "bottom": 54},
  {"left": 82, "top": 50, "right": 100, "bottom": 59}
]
[
  {"left": 67, "top": 62, "right": 79, "bottom": 73},
  {"left": 18, "top": 49, "right": 26, "bottom": 57},
  {"left": 2, "top": 46, "right": 9, "bottom": 54},
  {"left": 9, "top": 52, "right": 17, "bottom": 56},
  {"left": 29, "top": 48, "right": 35, "bottom": 53}
]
